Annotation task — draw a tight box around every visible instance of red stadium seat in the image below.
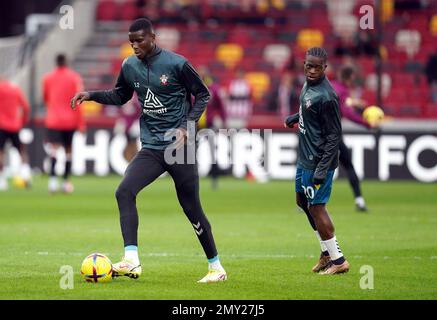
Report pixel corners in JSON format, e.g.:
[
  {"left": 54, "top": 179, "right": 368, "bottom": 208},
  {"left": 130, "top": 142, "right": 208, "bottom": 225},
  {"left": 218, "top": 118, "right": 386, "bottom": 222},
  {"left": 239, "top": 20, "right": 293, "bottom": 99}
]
[
  {"left": 111, "top": 58, "right": 123, "bottom": 76},
  {"left": 391, "top": 87, "right": 408, "bottom": 101},
  {"left": 74, "top": 1, "right": 433, "bottom": 120},
  {"left": 96, "top": 0, "right": 118, "bottom": 21},
  {"left": 424, "top": 102, "right": 437, "bottom": 118},
  {"left": 357, "top": 57, "right": 375, "bottom": 74},
  {"left": 361, "top": 90, "right": 377, "bottom": 106},
  {"left": 119, "top": 1, "right": 138, "bottom": 21},
  {"left": 392, "top": 73, "right": 415, "bottom": 87},
  {"left": 398, "top": 104, "right": 423, "bottom": 118}
]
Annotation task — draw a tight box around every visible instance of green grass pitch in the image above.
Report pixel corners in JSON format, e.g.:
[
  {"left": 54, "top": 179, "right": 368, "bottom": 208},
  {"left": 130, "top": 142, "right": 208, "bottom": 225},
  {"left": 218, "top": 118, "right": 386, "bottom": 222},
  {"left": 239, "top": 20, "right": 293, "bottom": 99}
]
[{"left": 0, "top": 175, "right": 436, "bottom": 300}]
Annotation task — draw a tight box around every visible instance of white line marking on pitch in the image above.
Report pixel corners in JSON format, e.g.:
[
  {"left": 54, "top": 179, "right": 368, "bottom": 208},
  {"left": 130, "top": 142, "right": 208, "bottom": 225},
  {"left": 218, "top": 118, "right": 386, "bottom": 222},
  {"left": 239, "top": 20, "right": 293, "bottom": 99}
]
[{"left": 23, "top": 251, "right": 437, "bottom": 261}]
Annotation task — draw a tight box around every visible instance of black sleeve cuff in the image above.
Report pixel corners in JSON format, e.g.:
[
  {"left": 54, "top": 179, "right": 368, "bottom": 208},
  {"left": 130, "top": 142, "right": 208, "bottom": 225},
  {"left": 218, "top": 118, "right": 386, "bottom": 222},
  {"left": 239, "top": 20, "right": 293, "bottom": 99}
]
[{"left": 285, "top": 114, "right": 299, "bottom": 127}]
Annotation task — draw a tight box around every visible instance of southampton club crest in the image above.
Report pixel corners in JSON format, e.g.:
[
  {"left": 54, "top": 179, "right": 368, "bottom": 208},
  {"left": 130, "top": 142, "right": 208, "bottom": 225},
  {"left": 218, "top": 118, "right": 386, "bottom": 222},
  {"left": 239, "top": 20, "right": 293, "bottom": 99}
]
[
  {"left": 305, "top": 99, "right": 312, "bottom": 109},
  {"left": 160, "top": 74, "right": 169, "bottom": 85}
]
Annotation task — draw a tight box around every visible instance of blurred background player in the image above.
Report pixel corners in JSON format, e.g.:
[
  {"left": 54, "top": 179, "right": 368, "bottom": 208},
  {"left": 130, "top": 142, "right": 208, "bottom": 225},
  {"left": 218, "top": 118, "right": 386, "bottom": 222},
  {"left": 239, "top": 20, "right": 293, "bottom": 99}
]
[
  {"left": 198, "top": 65, "right": 227, "bottom": 189},
  {"left": 114, "top": 92, "right": 141, "bottom": 162},
  {"left": 226, "top": 68, "right": 252, "bottom": 129},
  {"left": 331, "top": 65, "right": 377, "bottom": 212},
  {"left": 268, "top": 71, "right": 300, "bottom": 119},
  {"left": 42, "top": 53, "right": 85, "bottom": 193},
  {"left": 285, "top": 47, "right": 349, "bottom": 275},
  {"left": 227, "top": 68, "right": 269, "bottom": 183},
  {"left": 0, "top": 75, "right": 31, "bottom": 190}
]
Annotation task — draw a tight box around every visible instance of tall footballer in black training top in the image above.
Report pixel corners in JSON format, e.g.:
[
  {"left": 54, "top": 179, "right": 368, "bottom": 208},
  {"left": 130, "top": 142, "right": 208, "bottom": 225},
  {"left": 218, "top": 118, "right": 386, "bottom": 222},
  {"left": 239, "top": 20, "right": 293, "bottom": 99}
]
[
  {"left": 71, "top": 18, "right": 226, "bottom": 283},
  {"left": 285, "top": 47, "right": 350, "bottom": 274}
]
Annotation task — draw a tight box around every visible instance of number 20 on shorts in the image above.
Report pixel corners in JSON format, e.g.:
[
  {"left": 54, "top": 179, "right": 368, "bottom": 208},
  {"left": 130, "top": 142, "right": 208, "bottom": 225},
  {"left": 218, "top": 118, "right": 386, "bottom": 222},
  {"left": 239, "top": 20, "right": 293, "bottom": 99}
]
[{"left": 302, "top": 185, "right": 315, "bottom": 199}]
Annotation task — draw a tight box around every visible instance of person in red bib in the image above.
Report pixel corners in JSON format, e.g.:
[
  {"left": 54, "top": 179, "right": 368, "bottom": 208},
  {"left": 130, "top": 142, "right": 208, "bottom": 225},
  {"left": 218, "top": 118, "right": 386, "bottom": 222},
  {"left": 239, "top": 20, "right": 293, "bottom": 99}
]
[
  {"left": 0, "top": 76, "right": 31, "bottom": 190},
  {"left": 42, "top": 54, "right": 85, "bottom": 193}
]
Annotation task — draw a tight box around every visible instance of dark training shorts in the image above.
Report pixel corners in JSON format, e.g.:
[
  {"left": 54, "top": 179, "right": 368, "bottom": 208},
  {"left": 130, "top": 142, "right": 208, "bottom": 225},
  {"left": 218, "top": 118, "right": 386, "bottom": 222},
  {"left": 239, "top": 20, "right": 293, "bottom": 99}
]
[
  {"left": 295, "top": 165, "right": 335, "bottom": 205},
  {"left": 0, "top": 129, "right": 21, "bottom": 150},
  {"left": 46, "top": 129, "right": 75, "bottom": 148}
]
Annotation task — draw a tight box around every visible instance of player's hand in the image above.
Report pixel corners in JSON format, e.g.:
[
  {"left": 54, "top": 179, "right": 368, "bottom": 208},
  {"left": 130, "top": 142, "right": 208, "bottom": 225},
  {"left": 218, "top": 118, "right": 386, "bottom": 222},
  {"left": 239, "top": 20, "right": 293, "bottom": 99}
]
[
  {"left": 173, "top": 127, "right": 187, "bottom": 150},
  {"left": 313, "top": 170, "right": 326, "bottom": 186},
  {"left": 71, "top": 92, "right": 90, "bottom": 110},
  {"left": 284, "top": 115, "right": 297, "bottom": 128}
]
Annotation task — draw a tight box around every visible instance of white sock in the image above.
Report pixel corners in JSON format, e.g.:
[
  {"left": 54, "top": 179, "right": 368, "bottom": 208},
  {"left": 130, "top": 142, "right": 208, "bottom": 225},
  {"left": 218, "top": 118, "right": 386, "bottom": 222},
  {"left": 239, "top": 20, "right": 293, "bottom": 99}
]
[
  {"left": 49, "top": 176, "right": 58, "bottom": 183},
  {"left": 21, "top": 163, "right": 31, "bottom": 181},
  {"left": 314, "top": 231, "right": 328, "bottom": 253},
  {"left": 124, "top": 246, "right": 140, "bottom": 265},
  {"left": 355, "top": 196, "right": 366, "bottom": 207},
  {"left": 208, "top": 256, "right": 224, "bottom": 271},
  {"left": 48, "top": 176, "right": 58, "bottom": 189},
  {"left": 322, "top": 236, "right": 344, "bottom": 261},
  {"left": 0, "top": 172, "right": 7, "bottom": 190}
]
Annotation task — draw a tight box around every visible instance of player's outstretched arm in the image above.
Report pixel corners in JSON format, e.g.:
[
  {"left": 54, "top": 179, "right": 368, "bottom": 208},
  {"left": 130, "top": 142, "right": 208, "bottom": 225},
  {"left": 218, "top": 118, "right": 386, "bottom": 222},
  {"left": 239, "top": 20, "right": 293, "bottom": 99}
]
[
  {"left": 71, "top": 67, "right": 134, "bottom": 111},
  {"left": 71, "top": 92, "right": 90, "bottom": 110},
  {"left": 340, "top": 101, "right": 371, "bottom": 129}
]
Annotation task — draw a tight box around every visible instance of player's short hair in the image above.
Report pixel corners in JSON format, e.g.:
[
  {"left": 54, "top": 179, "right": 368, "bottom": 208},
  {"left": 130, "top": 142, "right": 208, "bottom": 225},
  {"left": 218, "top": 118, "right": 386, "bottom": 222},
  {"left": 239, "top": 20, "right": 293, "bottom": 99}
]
[
  {"left": 306, "top": 47, "right": 328, "bottom": 63},
  {"left": 56, "top": 54, "right": 67, "bottom": 66},
  {"left": 340, "top": 65, "right": 355, "bottom": 81},
  {"left": 129, "top": 18, "right": 154, "bottom": 34}
]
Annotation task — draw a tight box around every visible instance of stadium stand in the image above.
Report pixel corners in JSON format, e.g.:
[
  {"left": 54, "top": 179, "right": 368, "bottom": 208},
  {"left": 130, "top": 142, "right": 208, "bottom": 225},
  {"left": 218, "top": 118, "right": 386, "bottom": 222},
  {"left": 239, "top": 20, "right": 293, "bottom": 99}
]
[{"left": 65, "top": 0, "right": 437, "bottom": 123}]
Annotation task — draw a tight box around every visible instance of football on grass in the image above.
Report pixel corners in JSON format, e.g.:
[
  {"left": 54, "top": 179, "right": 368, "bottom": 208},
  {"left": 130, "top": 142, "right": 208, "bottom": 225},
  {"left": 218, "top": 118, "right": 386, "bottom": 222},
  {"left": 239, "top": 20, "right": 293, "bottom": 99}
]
[{"left": 80, "top": 253, "right": 113, "bottom": 283}]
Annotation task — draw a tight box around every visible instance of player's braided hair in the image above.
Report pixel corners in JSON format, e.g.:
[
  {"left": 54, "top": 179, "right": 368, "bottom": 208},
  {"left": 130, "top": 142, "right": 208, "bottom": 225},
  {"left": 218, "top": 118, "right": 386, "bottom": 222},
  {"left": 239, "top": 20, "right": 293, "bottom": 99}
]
[{"left": 306, "top": 47, "right": 328, "bottom": 63}]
